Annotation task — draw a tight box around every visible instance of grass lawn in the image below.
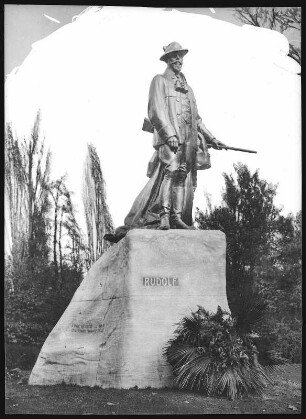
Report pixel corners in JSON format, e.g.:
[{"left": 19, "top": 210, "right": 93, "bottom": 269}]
[{"left": 5, "top": 364, "right": 301, "bottom": 415}]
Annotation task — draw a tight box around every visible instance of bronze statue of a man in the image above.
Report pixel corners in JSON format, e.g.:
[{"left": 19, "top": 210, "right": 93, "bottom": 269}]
[{"left": 105, "top": 42, "right": 225, "bottom": 243}]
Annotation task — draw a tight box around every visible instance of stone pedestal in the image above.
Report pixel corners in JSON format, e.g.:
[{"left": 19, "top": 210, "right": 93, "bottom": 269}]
[{"left": 29, "top": 229, "right": 228, "bottom": 388}]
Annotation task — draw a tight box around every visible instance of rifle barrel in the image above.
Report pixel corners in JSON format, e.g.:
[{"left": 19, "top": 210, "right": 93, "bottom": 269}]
[{"left": 208, "top": 144, "right": 257, "bottom": 154}]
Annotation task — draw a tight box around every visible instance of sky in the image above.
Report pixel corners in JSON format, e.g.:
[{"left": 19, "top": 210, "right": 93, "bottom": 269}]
[
  {"left": 5, "top": 6, "right": 244, "bottom": 74},
  {"left": 5, "top": 5, "right": 300, "bottom": 76},
  {"left": 5, "top": 5, "right": 301, "bottom": 237}
]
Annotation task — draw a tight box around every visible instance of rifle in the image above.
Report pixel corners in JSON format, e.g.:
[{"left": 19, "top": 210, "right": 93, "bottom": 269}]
[
  {"left": 142, "top": 117, "right": 257, "bottom": 154},
  {"left": 207, "top": 144, "right": 257, "bottom": 154}
]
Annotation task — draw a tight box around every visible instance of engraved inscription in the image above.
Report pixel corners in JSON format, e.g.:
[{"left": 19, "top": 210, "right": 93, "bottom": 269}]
[
  {"left": 71, "top": 322, "right": 104, "bottom": 333},
  {"left": 143, "top": 277, "right": 179, "bottom": 286}
]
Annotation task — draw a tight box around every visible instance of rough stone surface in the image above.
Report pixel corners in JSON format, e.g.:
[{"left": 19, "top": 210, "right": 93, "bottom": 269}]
[{"left": 29, "top": 229, "right": 229, "bottom": 388}]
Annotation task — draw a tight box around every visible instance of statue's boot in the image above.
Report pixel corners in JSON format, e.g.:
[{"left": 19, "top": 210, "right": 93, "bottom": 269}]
[
  {"left": 159, "top": 176, "right": 172, "bottom": 230},
  {"left": 160, "top": 211, "right": 170, "bottom": 230},
  {"left": 171, "top": 186, "right": 194, "bottom": 229}
]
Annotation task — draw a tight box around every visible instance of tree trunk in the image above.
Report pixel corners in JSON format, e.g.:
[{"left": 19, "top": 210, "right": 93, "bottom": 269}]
[
  {"left": 58, "top": 208, "right": 64, "bottom": 288},
  {"left": 28, "top": 148, "right": 34, "bottom": 266},
  {"left": 72, "top": 236, "right": 75, "bottom": 266},
  {"left": 53, "top": 193, "right": 59, "bottom": 285}
]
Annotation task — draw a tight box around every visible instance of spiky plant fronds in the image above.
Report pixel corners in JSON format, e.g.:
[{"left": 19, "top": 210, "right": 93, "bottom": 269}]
[{"left": 164, "top": 306, "right": 278, "bottom": 400}]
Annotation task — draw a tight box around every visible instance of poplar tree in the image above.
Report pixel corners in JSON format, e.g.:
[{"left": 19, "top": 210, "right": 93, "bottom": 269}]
[{"left": 82, "top": 143, "right": 114, "bottom": 266}]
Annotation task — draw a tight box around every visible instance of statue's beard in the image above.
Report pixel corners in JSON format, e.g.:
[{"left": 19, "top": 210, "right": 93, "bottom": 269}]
[{"left": 169, "top": 61, "right": 183, "bottom": 73}]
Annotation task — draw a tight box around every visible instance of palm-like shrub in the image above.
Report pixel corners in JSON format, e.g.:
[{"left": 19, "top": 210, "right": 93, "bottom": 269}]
[{"left": 164, "top": 305, "right": 282, "bottom": 400}]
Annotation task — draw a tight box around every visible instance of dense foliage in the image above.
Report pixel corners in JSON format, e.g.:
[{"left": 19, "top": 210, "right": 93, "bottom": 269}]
[
  {"left": 164, "top": 305, "right": 281, "bottom": 400},
  {"left": 5, "top": 114, "right": 112, "bottom": 361},
  {"left": 5, "top": 256, "right": 83, "bottom": 347},
  {"left": 195, "top": 163, "right": 301, "bottom": 362}
]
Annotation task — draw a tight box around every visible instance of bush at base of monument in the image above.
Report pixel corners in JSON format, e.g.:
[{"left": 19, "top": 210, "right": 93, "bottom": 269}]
[{"left": 164, "top": 305, "right": 283, "bottom": 400}]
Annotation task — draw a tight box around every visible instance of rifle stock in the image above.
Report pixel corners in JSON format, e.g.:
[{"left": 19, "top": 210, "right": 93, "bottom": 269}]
[{"left": 142, "top": 117, "right": 154, "bottom": 133}]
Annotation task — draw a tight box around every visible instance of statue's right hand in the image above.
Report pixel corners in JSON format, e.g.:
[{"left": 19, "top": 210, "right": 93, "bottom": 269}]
[{"left": 167, "top": 136, "right": 178, "bottom": 153}]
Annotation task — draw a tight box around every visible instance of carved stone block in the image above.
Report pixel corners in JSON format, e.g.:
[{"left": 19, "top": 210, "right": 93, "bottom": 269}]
[{"left": 29, "top": 229, "right": 228, "bottom": 388}]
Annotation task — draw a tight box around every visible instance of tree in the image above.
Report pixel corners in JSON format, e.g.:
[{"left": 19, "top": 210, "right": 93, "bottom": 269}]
[
  {"left": 233, "top": 7, "right": 301, "bottom": 65},
  {"left": 5, "top": 112, "right": 52, "bottom": 280},
  {"left": 196, "top": 164, "right": 301, "bottom": 362},
  {"left": 82, "top": 144, "right": 114, "bottom": 266},
  {"left": 22, "top": 111, "right": 51, "bottom": 261},
  {"left": 48, "top": 175, "right": 87, "bottom": 288},
  {"left": 5, "top": 116, "right": 87, "bottom": 352},
  {"left": 196, "top": 163, "right": 280, "bottom": 312},
  {"left": 256, "top": 211, "right": 302, "bottom": 362},
  {"left": 48, "top": 175, "right": 70, "bottom": 286},
  {"left": 61, "top": 196, "right": 87, "bottom": 274},
  {"left": 5, "top": 123, "right": 29, "bottom": 267}
]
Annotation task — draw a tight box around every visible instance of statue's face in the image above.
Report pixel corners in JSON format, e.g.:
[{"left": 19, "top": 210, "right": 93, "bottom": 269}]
[{"left": 167, "top": 51, "right": 184, "bottom": 74}]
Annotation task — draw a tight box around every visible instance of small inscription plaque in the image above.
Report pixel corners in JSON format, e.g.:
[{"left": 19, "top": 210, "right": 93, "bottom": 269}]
[{"left": 143, "top": 277, "right": 179, "bottom": 286}]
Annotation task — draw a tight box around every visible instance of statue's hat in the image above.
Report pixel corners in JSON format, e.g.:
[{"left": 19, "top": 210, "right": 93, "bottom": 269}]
[{"left": 160, "top": 42, "right": 189, "bottom": 62}]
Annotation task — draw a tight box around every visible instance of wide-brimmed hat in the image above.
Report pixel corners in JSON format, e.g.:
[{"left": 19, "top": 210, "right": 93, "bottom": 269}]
[{"left": 160, "top": 42, "right": 189, "bottom": 62}]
